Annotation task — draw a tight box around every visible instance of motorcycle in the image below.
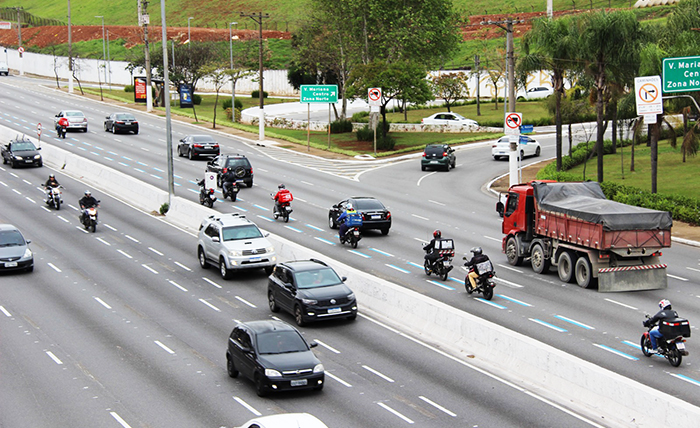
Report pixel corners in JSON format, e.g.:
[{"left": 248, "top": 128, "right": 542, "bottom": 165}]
[
  {"left": 198, "top": 180, "right": 217, "bottom": 208},
  {"left": 44, "top": 185, "right": 63, "bottom": 210},
  {"left": 80, "top": 202, "right": 100, "bottom": 233},
  {"left": 340, "top": 225, "right": 362, "bottom": 248},
  {"left": 641, "top": 314, "right": 690, "bottom": 367},
  {"left": 463, "top": 256, "right": 496, "bottom": 300},
  {"left": 57, "top": 124, "right": 67, "bottom": 139},
  {"left": 424, "top": 245, "right": 455, "bottom": 281},
  {"left": 223, "top": 180, "right": 241, "bottom": 202},
  {"left": 271, "top": 194, "right": 293, "bottom": 222}
]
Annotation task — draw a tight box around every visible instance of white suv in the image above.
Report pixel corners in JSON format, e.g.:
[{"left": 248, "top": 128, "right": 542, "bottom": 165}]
[{"left": 197, "top": 213, "right": 276, "bottom": 279}]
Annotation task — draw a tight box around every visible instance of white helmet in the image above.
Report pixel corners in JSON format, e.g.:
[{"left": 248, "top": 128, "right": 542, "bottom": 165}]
[{"left": 658, "top": 299, "right": 672, "bottom": 310}]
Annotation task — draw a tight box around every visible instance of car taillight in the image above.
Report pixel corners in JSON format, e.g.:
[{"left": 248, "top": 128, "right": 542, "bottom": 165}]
[
  {"left": 442, "top": 151, "right": 448, "bottom": 156},
  {"left": 213, "top": 144, "right": 220, "bottom": 148},
  {"left": 249, "top": 167, "right": 253, "bottom": 174},
  {"left": 386, "top": 211, "right": 391, "bottom": 220},
  {"left": 116, "top": 121, "right": 125, "bottom": 124},
  {"left": 422, "top": 152, "right": 426, "bottom": 157},
  {"left": 194, "top": 144, "right": 203, "bottom": 148},
  {"left": 222, "top": 167, "right": 228, "bottom": 173}
]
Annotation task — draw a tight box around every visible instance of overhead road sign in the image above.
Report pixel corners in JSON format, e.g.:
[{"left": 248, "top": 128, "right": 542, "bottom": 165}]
[
  {"left": 662, "top": 56, "right": 700, "bottom": 93},
  {"left": 300, "top": 85, "right": 338, "bottom": 103},
  {"left": 634, "top": 75, "right": 663, "bottom": 115}
]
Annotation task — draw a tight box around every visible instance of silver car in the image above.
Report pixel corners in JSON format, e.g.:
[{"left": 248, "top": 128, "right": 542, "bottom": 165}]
[
  {"left": 0, "top": 224, "right": 34, "bottom": 273},
  {"left": 54, "top": 110, "right": 88, "bottom": 132}
]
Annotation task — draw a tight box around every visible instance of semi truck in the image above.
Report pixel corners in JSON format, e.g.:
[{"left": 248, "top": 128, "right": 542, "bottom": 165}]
[{"left": 498, "top": 181, "right": 673, "bottom": 292}]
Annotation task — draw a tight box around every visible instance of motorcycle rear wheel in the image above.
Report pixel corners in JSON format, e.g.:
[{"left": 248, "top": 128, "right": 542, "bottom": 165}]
[
  {"left": 640, "top": 335, "right": 653, "bottom": 357},
  {"left": 90, "top": 223, "right": 96, "bottom": 233},
  {"left": 424, "top": 260, "right": 431, "bottom": 276},
  {"left": 668, "top": 348, "right": 683, "bottom": 367},
  {"left": 482, "top": 285, "right": 494, "bottom": 300},
  {"left": 55, "top": 199, "right": 61, "bottom": 210},
  {"left": 352, "top": 238, "right": 358, "bottom": 249},
  {"left": 441, "top": 267, "right": 448, "bottom": 281},
  {"left": 283, "top": 213, "right": 289, "bottom": 223}
]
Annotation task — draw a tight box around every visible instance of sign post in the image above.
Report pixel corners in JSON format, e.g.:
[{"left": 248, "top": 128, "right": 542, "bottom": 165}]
[
  {"left": 504, "top": 112, "right": 523, "bottom": 186},
  {"left": 368, "top": 88, "right": 382, "bottom": 156},
  {"left": 18, "top": 46, "right": 24, "bottom": 75},
  {"left": 300, "top": 85, "right": 338, "bottom": 151},
  {"left": 36, "top": 123, "right": 42, "bottom": 144}
]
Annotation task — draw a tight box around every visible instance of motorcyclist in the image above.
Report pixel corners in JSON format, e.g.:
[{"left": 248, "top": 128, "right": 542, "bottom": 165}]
[
  {"left": 423, "top": 230, "right": 444, "bottom": 271},
  {"left": 221, "top": 168, "right": 238, "bottom": 197},
  {"left": 643, "top": 299, "right": 680, "bottom": 353},
  {"left": 56, "top": 116, "right": 69, "bottom": 138},
  {"left": 464, "top": 247, "right": 491, "bottom": 291},
  {"left": 337, "top": 203, "right": 362, "bottom": 240},
  {"left": 44, "top": 174, "right": 61, "bottom": 202},
  {"left": 273, "top": 184, "right": 293, "bottom": 215},
  {"left": 79, "top": 190, "right": 99, "bottom": 223}
]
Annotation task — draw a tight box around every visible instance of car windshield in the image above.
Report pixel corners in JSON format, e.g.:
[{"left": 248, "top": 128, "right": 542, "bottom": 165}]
[
  {"left": 65, "top": 111, "right": 84, "bottom": 117},
  {"left": 424, "top": 145, "right": 446, "bottom": 156},
  {"left": 222, "top": 224, "right": 263, "bottom": 241},
  {"left": 225, "top": 158, "right": 248, "bottom": 168},
  {"left": 256, "top": 330, "right": 308, "bottom": 354},
  {"left": 116, "top": 114, "right": 135, "bottom": 120},
  {"left": 192, "top": 135, "right": 215, "bottom": 142},
  {"left": 0, "top": 230, "right": 25, "bottom": 247},
  {"left": 451, "top": 113, "right": 467, "bottom": 120},
  {"left": 295, "top": 267, "right": 342, "bottom": 289},
  {"left": 353, "top": 199, "right": 384, "bottom": 210},
  {"left": 11, "top": 142, "right": 36, "bottom": 151}
]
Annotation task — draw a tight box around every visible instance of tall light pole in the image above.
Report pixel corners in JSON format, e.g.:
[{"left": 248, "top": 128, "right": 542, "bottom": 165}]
[
  {"left": 161, "top": 0, "right": 174, "bottom": 200},
  {"left": 95, "top": 16, "right": 105, "bottom": 85},
  {"left": 241, "top": 12, "right": 269, "bottom": 141},
  {"left": 106, "top": 29, "right": 111, "bottom": 89},
  {"left": 229, "top": 21, "right": 237, "bottom": 112},
  {"left": 68, "top": 0, "right": 73, "bottom": 93},
  {"left": 187, "top": 17, "right": 193, "bottom": 43}
]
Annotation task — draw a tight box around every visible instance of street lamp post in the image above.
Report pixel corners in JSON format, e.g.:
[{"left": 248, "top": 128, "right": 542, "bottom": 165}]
[
  {"left": 187, "top": 17, "right": 193, "bottom": 43},
  {"left": 95, "top": 16, "right": 105, "bottom": 85},
  {"left": 240, "top": 12, "right": 269, "bottom": 141},
  {"left": 229, "top": 21, "right": 237, "bottom": 112}
]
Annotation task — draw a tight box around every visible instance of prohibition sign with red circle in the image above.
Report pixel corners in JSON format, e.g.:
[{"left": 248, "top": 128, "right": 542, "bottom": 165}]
[
  {"left": 18, "top": 46, "right": 24, "bottom": 53},
  {"left": 37, "top": 123, "right": 42, "bottom": 137},
  {"left": 505, "top": 113, "right": 521, "bottom": 129},
  {"left": 368, "top": 88, "right": 381, "bottom": 102},
  {"left": 638, "top": 83, "right": 659, "bottom": 103}
]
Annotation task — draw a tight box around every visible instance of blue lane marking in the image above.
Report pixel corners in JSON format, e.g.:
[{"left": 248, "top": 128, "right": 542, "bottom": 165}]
[
  {"left": 257, "top": 215, "right": 273, "bottom": 222},
  {"left": 407, "top": 261, "right": 424, "bottom": 270},
  {"left": 498, "top": 295, "right": 532, "bottom": 307},
  {"left": 150, "top": 174, "right": 162, "bottom": 180},
  {"left": 386, "top": 264, "right": 410, "bottom": 274},
  {"left": 476, "top": 298, "right": 507, "bottom": 309},
  {"left": 153, "top": 167, "right": 164, "bottom": 172},
  {"left": 104, "top": 157, "right": 114, "bottom": 161},
  {"left": 306, "top": 224, "right": 324, "bottom": 231},
  {"left": 134, "top": 168, "right": 145, "bottom": 174},
  {"left": 284, "top": 226, "right": 302, "bottom": 233},
  {"left": 315, "top": 237, "right": 336, "bottom": 246},
  {"left": 119, "top": 162, "right": 129, "bottom": 167},
  {"left": 530, "top": 318, "right": 567, "bottom": 332},
  {"left": 555, "top": 315, "right": 594, "bottom": 330},
  {"left": 137, "top": 161, "right": 148, "bottom": 166},
  {"left": 253, "top": 204, "right": 269, "bottom": 211},
  {"left": 348, "top": 250, "right": 370, "bottom": 258},
  {"left": 593, "top": 344, "right": 639, "bottom": 361},
  {"left": 108, "top": 151, "right": 118, "bottom": 156},
  {"left": 449, "top": 276, "right": 465, "bottom": 285},
  {"left": 122, "top": 156, "right": 133, "bottom": 161},
  {"left": 187, "top": 188, "right": 198, "bottom": 194},
  {"left": 233, "top": 206, "right": 248, "bottom": 212},
  {"left": 370, "top": 247, "right": 393, "bottom": 257},
  {"left": 671, "top": 373, "right": 700, "bottom": 387},
  {"left": 174, "top": 174, "right": 183, "bottom": 179},
  {"left": 426, "top": 280, "right": 455, "bottom": 290},
  {"left": 622, "top": 340, "right": 640, "bottom": 350}
]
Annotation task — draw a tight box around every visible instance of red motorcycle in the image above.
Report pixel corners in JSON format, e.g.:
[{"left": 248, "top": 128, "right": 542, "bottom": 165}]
[{"left": 640, "top": 315, "right": 690, "bottom": 367}]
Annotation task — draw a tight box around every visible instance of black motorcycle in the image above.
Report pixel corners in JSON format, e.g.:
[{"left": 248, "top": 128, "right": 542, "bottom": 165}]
[
  {"left": 223, "top": 180, "right": 240, "bottom": 202},
  {"left": 340, "top": 225, "right": 362, "bottom": 248},
  {"left": 80, "top": 201, "right": 100, "bottom": 233},
  {"left": 641, "top": 315, "right": 690, "bottom": 367},
  {"left": 424, "top": 247, "right": 454, "bottom": 281},
  {"left": 463, "top": 256, "right": 496, "bottom": 300},
  {"left": 199, "top": 180, "right": 217, "bottom": 208}
]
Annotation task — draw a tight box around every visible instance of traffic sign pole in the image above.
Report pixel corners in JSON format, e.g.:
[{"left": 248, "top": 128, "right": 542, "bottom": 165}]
[{"left": 504, "top": 112, "right": 523, "bottom": 187}]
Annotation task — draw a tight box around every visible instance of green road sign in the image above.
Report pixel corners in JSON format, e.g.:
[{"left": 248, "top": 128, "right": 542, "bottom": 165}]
[
  {"left": 300, "top": 85, "right": 338, "bottom": 103},
  {"left": 662, "top": 56, "right": 700, "bottom": 93}
]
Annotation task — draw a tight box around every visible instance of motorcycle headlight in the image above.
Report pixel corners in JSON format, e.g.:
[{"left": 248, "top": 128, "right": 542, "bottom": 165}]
[
  {"left": 313, "top": 363, "right": 325, "bottom": 373},
  {"left": 264, "top": 368, "right": 282, "bottom": 378},
  {"left": 301, "top": 298, "right": 318, "bottom": 305}
]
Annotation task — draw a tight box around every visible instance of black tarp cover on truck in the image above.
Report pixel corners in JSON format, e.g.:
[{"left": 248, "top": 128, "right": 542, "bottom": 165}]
[{"left": 532, "top": 181, "right": 673, "bottom": 231}]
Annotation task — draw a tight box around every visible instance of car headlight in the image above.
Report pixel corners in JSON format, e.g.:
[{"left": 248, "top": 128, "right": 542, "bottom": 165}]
[
  {"left": 264, "top": 368, "right": 282, "bottom": 378},
  {"left": 265, "top": 246, "right": 274, "bottom": 253},
  {"left": 23, "top": 248, "right": 32, "bottom": 258},
  {"left": 313, "top": 364, "right": 324, "bottom": 374},
  {"left": 34, "top": 154, "right": 41, "bottom": 160},
  {"left": 347, "top": 292, "right": 355, "bottom": 301},
  {"left": 228, "top": 249, "right": 242, "bottom": 257},
  {"left": 13, "top": 155, "right": 22, "bottom": 160},
  {"left": 301, "top": 298, "right": 318, "bottom": 305}
]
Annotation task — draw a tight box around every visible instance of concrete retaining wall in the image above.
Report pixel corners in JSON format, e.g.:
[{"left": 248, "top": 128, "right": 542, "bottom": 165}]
[{"left": 4, "top": 125, "right": 700, "bottom": 427}]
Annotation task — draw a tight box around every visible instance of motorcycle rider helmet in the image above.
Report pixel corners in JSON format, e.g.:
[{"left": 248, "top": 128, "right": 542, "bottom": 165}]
[
  {"left": 278, "top": 184, "right": 285, "bottom": 190},
  {"left": 658, "top": 299, "right": 672, "bottom": 310},
  {"left": 433, "top": 229, "right": 441, "bottom": 239},
  {"left": 346, "top": 203, "right": 354, "bottom": 211},
  {"left": 49, "top": 174, "right": 55, "bottom": 178},
  {"left": 471, "top": 247, "right": 483, "bottom": 255},
  {"left": 84, "top": 190, "right": 91, "bottom": 196}
]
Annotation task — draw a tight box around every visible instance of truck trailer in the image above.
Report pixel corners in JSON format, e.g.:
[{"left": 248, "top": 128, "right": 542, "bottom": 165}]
[{"left": 499, "top": 181, "right": 673, "bottom": 292}]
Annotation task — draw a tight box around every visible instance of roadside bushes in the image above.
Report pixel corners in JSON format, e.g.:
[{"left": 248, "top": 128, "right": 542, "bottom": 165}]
[
  {"left": 330, "top": 119, "right": 353, "bottom": 134},
  {"left": 355, "top": 124, "right": 395, "bottom": 150},
  {"left": 251, "top": 90, "right": 268, "bottom": 98},
  {"left": 222, "top": 98, "right": 243, "bottom": 111}
]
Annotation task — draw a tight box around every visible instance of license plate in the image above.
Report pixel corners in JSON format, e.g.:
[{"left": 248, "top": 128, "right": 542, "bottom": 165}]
[
  {"left": 5, "top": 262, "right": 18, "bottom": 267},
  {"left": 371, "top": 215, "right": 380, "bottom": 219},
  {"left": 677, "top": 342, "right": 686, "bottom": 350},
  {"left": 443, "top": 260, "right": 450, "bottom": 266},
  {"left": 328, "top": 307, "right": 341, "bottom": 314},
  {"left": 291, "top": 379, "right": 307, "bottom": 387},
  {"left": 249, "top": 256, "right": 261, "bottom": 262},
  {"left": 24, "top": 160, "right": 33, "bottom": 163},
  {"left": 125, "top": 121, "right": 131, "bottom": 125},
  {"left": 353, "top": 230, "right": 360, "bottom": 235},
  {"left": 430, "top": 160, "right": 438, "bottom": 164}
]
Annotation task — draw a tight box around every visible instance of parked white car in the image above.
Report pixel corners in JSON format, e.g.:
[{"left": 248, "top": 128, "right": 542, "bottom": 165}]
[
  {"left": 520, "top": 86, "right": 554, "bottom": 100},
  {"left": 491, "top": 135, "right": 541, "bottom": 160},
  {"left": 421, "top": 112, "right": 478, "bottom": 128}
]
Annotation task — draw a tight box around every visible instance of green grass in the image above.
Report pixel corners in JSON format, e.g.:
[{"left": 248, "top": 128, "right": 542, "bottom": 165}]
[
  {"left": 563, "top": 139, "right": 700, "bottom": 199},
  {"left": 385, "top": 100, "right": 551, "bottom": 127}
]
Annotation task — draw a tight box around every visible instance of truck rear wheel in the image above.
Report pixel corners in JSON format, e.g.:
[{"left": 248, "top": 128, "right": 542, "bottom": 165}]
[
  {"left": 505, "top": 236, "right": 523, "bottom": 266},
  {"left": 557, "top": 251, "right": 575, "bottom": 283},
  {"left": 530, "top": 243, "right": 550, "bottom": 274},
  {"left": 574, "top": 256, "right": 594, "bottom": 288}
]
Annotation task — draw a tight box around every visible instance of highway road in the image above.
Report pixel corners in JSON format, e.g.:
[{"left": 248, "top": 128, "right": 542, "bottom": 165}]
[{"left": 1, "top": 74, "right": 699, "bottom": 425}]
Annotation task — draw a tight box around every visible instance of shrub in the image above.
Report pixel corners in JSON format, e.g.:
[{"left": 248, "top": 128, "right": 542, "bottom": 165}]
[
  {"left": 159, "top": 203, "right": 169, "bottom": 215},
  {"left": 192, "top": 94, "right": 202, "bottom": 105},
  {"left": 251, "top": 90, "right": 268, "bottom": 99},
  {"left": 356, "top": 125, "right": 373, "bottom": 142},
  {"left": 225, "top": 107, "right": 242, "bottom": 122},
  {"left": 330, "top": 119, "right": 353, "bottom": 134},
  {"left": 352, "top": 111, "right": 370, "bottom": 123},
  {"left": 222, "top": 98, "right": 243, "bottom": 111},
  {"left": 376, "top": 134, "right": 396, "bottom": 150},
  {"left": 124, "top": 85, "right": 134, "bottom": 93}
]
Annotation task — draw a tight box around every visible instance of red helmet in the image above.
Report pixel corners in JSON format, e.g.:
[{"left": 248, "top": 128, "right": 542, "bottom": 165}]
[{"left": 433, "top": 230, "right": 441, "bottom": 239}]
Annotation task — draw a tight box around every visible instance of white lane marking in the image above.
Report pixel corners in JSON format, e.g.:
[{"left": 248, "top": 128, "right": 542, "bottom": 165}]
[
  {"left": 494, "top": 277, "right": 524, "bottom": 288},
  {"left": 142, "top": 264, "right": 158, "bottom": 274},
  {"left": 348, "top": 249, "right": 371, "bottom": 258},
  {"left": 419, "top": 395, "right": 457, "bottom": 417},
  {"left": 605, "top": 298, "right": 637, "bottom": 310},
  {"left": 362, "top": 365, "right": 395, "bottom": 382},
  {"left": 57, "top": 215, "right": 70, "bottom": 223},
  {"left": 174, "top": 261, "right": 191, "bottom": 271},
  {"left": 96, "top": 237, "right": 111, "bottom": 246},
  {"left": 199, "top": 298, "right": 221, "bottom": 312},
  {"left": 104, "top": 224, "right": 117, "bottom": 231},
  {"left": 93, "top": 297, "right": 112, "bottom": 309},
  {"left": 496, "top": 263, "right": 523, "bottom": 273},
  {"left": 117, "top": 250, "right": 133, "bottom": 259},
  {"left": 417, "top": 171, "right": 436, "bottom": 186},
  {"left": 233, "top": 396, "right": 261, "bottom": 416},
  {"left": 314, "top": 339, "right": 340, "bottom": 354},
  {"left": 149, "top": 247, "right": 164, "bottom": 256},
  {"left": 154, "top": 340, "right": 175, "bottom": 354},
  {"left": 555, "top": 315, "right": 594, "bottom": 330},
  {"left": 203, "top": 277, "right": 222, "bottom": 289},
  {"left": 412, "top": 214, "right": 429, "bottom": 221},
  {"left": 301, "top": 180, "right": 314, "bottom": 186},
  {"left": 22, "top": 179, "right": 31, "bottom": 185},
  {"left": 0, "top": 306, "right": 11, "bottom": 317},
  {"left": 47, "top": 263, "right": 62, "bottom": 272},
  {"left": 687, "top": 266, "right": 700, "bottom": 273},
  {"left": 168, "top": 280, "right": 188, "bottom": 292},
  {"left": 325, "top": 371, "right": 352, "bottom": 387},
  {"left": 667, "top": 274, "right": 688, "bottom": 281},
  {"left": 235, "top": 296, "right": 256, "bottom": 308},
  {"left": 529, "top": 318, "right": 567, "bottom": 332},
  {"left": 428, "top": 200, "right": 445, "bottom": 206},
  {"left": 125, "top": 235, "right": 140, "bottom": 243},
  {"left": 484, "top": 235, "right": 502, "bottom": 242},
  {"left": 26, "top": 197, "right": 36, "bottom": 204},
  {"left": 110, "top": 411, "right": 133, "bottom": 428},
  {"left": 370, "top": 247, "right": 394, "bottom": 257},
  {"left": 593, "top": 344, "right": 639, "bottom": 361},
  {"left": 46, "top": 351, "right": 63, "bottom": 365},
  {"left": 377, "top": 402, "right": 414, "bottom": 424},
  {"left": 386, "top": 264, "right": 410, "bottom": 273}
]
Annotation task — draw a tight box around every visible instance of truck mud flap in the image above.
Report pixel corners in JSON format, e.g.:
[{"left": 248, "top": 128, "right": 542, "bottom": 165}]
[{"left": 598, "top": 264, "right": 668, "bottom": 292}]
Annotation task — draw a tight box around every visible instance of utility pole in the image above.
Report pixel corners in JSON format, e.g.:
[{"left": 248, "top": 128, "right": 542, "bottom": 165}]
[
  {"left": 229, "top": 21, "right": 237, "bottom": 113},
  {"left": 95, "top": 16, "right": 105, "bottom": 86},
  {"left": 474, "top": 55, "right": 481, "bottom": 116},
  {"left": 141, "top": 0, "right": 153, "bottom": 112},
  {"left": 480, "top": 18, "right": 523, "bottom": 112},
  {"left": 68, "top": 0, "right": 73, "bottom": 93},
  {"left": 106, "top": 29, "right": 111, "bottom": 89},
  {"left": 159, "top": 0, "right": 174, "bottom": 201},
  {"left": 240, "top": 11, "right": 269, "bottom": 141},
  {"left": 16, "top": 6, "right": 22, "bottom": 76}
]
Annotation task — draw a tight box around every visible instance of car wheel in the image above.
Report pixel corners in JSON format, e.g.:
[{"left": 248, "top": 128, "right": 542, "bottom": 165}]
[
  {"left": 557, "top": 251, "right": 575, "bottom": 283},
  {"left": 177, "top": 146, "right": 183, "bottom": 157},
  {"left": 381, "top": 228, "right": 389, "bottom": 236},
  {"left": 227, "top": 356, "right": 239, "bottom": 378},
  {"left": 347, "top": 313, "right": 357, "bottom": 321},
  {"left": 198, "top": 247, "right": 209, "bottom": 269},
  {"left": 421, "top": 165, "right": 426, "bottom": 171},
  {"left": 268, "top": 292, "right": 280, "bottom": 313},
  {"left": 530, "top": 243, "right": 550, "bottom": 274},
  {"left": 134, "top": 128, "right": 139, "bottom": 135},
  {"left": 520, "top": 150, "right": 525, "bottom": 160},
  {"left": 314, "top": 383, "right": 324, "bottom": 392},
  {"left": 264, "top": 265, "right": 274, "bottom": 275},
  {"left": 535, "top": 146, "right": 541, "bottom": 157},
  {"left": 104, "top": 123, "right": 108, "bottom": 132},
  {"left": 328, "top": 215, "right": 337, "bottom": 229},
  {"left": 220, "top": 257, "right": 232, "bottom": 280},
  {"left": 188, "top": 149, "right": 195, "bottom": 160},
  {"left": 245, "top": 179, "right": 253, "bottom": 188},
  {"left": 294, "top": 305, "right": 306, "bottom": 326},
  {"left": 574, "top": 256, "right": 594, "bottom": 289},
  {"left": 505, "top": 236, "right": 523, "bottom": 266},
  {"left": 25, "top": 265, "right": 34, "bottom": 273},
  {"left": 37, "top": 161, "right": 43, "bottom": 167},
  {"left": 255, "top": 374, "right": 268, "bottom": 397},
  {"left": 112, "top": 125, "right": 117, "bottom": 134},
  {"left": 493, "top": 156, "right": 500, "bottom": 161}
]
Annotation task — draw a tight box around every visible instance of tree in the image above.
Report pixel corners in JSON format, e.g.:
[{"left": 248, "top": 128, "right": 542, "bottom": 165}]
[
  {"left": 201, "top": 63, "right": 228, "bottom": 129},
  {"left": 431, "top": 72, "right": 470, "bottom": 113},
  {"left": 482, "top": 48, "right": 506, "bottom": 110}
]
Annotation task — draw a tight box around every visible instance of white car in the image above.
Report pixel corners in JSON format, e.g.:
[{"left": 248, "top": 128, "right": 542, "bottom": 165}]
[
  {"left": 0, "top": 61, "right": 9, "bottom": 76},
  {"left": 491, "top": 135, "right": 541, "bottom": 160},
  {"left": 521, "top": 86, "right": 554, "bottom": 100},
  {"left": 235, "top": 413, "right": 328, "bottom": 428},
  {"left": 421, "top": 112, "right": 478, "bottom": 128}
]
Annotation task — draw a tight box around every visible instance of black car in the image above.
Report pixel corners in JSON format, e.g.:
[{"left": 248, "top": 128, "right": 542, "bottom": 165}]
[
  {"left": 421, "top": 143, "right": 455, "bottom": 171},
  {"left": 268, "top": 259, "right": 357, "bottom": 326},
  {"left": 104, "top": 112, "right": 139, "bottom": 134},
  {"left": 207, "top": 154, "right": 254, "bottom": 188},
  {"left": 226, "top": 320, "right": 324, "bottom": 397},
  {"left": 329, "top": 197, "right": 391, "bottom": 235},
  {"left": 177, "top": 135, "right": 220, "bottom": 160},
  {"left": 0, "top": 224, "right": 34, "bottom": 273},
  {"left": 1, "top": 137, "right": 42, "bottom": 168}
]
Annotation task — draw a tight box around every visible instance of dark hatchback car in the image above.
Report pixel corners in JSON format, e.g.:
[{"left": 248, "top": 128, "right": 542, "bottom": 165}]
[
  {"left": 1, "top": 138, "right": 42, "bottom": 168},
  {"left": 268, "top": 259, "right": 357, "bottom": 326},
  {"left": 421, "top": 143, "right": 456, "bottom": 171},
  {"left": 226, "top": 320, "right": 324, "bottom": 397},
  {"left": 329, "top": 196, "right": 391, "bottom": 235},
  {"left": 177, "top": 134, "right": 220, "bottom": 160},
  {"left": 0, "top": 224, "right": 34, "bottom": 273},
  {"left": 207, "top": 154, "right": 254, "bottom": 188},
  {"left": 104, "top": 112, "right": 139, "bottom": 134}
]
